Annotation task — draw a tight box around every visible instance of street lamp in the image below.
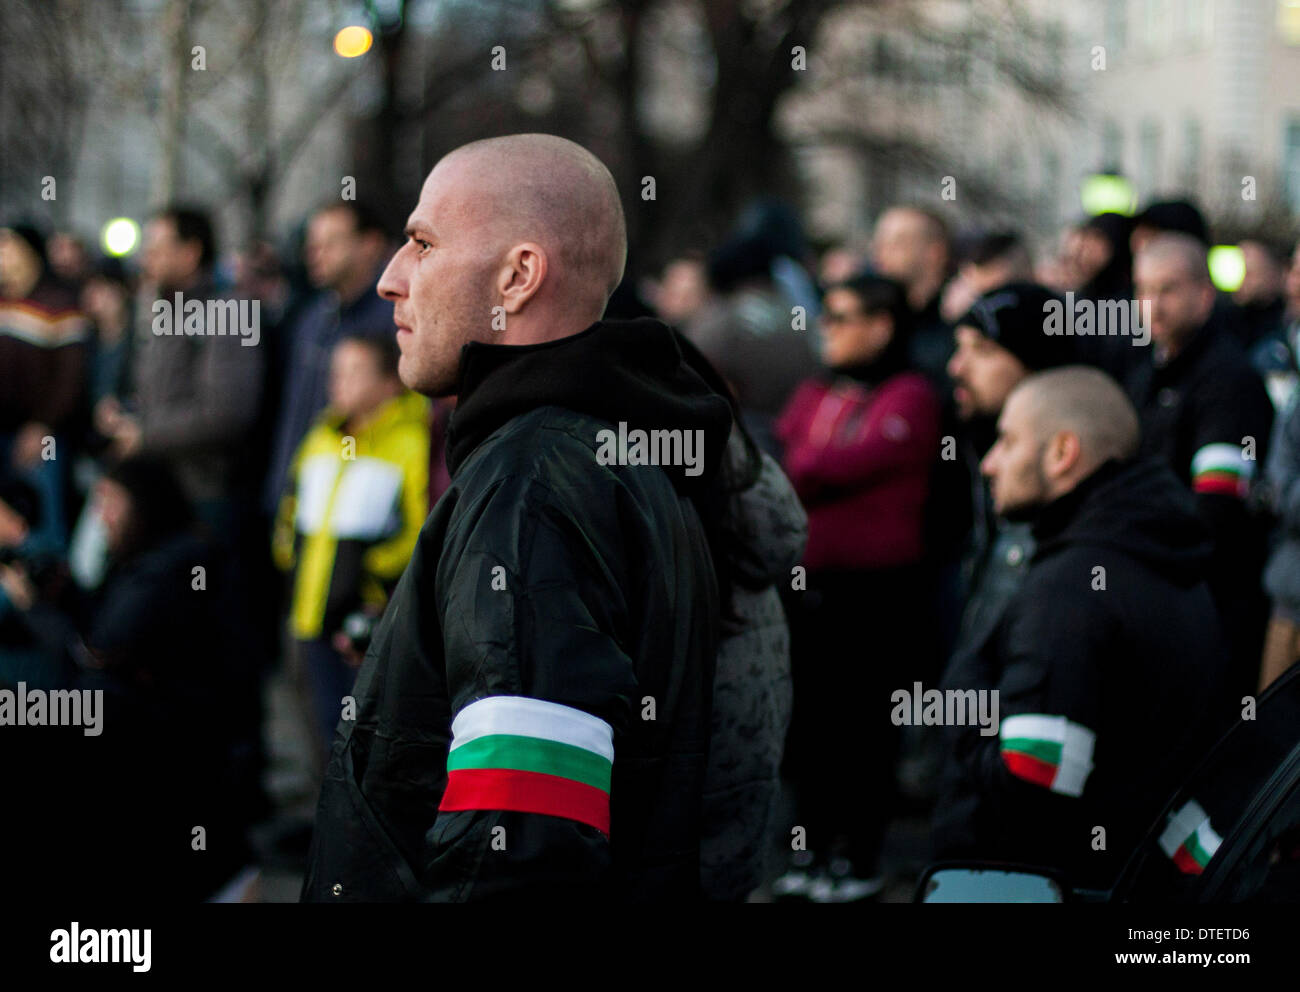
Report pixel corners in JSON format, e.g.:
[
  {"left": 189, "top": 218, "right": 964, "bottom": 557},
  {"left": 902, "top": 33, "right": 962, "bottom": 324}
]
[
  {"left": 1208, "top": 245, "right": 1246, "bottom": 293},
  {"left": 333, "top": 25, "right": 373, "bottom": 58},
  {"left": 101, "top": 218, "right": 140, "bottom": 257}
]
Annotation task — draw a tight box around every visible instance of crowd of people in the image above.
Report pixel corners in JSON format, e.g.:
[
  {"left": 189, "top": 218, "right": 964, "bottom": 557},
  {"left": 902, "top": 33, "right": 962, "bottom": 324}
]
[
  {"left": 3, "top": 163, "right": 1299, "bottom": 900},
  {"left": 655, "top": 199, "right": 1299, "bottom": 899}
]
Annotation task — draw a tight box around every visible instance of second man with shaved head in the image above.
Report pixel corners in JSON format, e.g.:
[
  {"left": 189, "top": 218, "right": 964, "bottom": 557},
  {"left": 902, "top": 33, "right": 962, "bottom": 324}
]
[
  {"left": 302, "top": 134, "right": 733, "bottom": 901},
  {"left": 934, "top": 367, "right": 1231, "bottom": 890}
]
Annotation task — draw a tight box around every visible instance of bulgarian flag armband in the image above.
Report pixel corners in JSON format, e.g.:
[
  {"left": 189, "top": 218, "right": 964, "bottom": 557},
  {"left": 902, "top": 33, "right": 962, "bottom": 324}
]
[
  {"left": 1191, "top": 442, "right": 1254, "bottom": 498},
  {"left": 439, "top": 695, "right": 614, "bottom": 836},
  {"left": 998, "top": 713, "right": 1096, "bottom": 798},
  {"left": 1158, "top": 799, "right": 1222, "bottom": 875}
]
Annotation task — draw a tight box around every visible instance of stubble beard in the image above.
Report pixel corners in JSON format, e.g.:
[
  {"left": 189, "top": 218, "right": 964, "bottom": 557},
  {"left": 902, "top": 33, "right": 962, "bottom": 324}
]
[
  {"left": 997, "top": 453, "right": 1050, "bottom": 523},
  {"left": 403, "top": 286, "right": 496, "bottom": 398}
]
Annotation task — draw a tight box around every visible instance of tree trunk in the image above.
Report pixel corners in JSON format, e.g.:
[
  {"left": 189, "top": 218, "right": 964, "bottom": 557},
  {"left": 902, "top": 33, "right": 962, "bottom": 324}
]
[{"left": 156, "top": 0, "right": 192, "bottom": 207}]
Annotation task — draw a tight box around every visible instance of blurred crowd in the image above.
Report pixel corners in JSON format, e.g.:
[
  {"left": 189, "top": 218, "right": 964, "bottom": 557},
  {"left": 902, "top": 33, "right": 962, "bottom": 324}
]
[{"left": 1, "top": 190, "right": 1298, "bottom": 900}]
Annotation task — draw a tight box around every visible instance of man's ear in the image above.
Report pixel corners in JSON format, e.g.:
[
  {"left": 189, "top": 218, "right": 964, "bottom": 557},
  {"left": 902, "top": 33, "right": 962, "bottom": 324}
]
[
  {"left": 497, "top": 243, "right": 547, "bottom": 315},
  {"left": 1047, "top": 429, "right": 1083, "bottom": 479},
  {"left": 1055, "top": 431, "right": 1086, "bottom": 478}
]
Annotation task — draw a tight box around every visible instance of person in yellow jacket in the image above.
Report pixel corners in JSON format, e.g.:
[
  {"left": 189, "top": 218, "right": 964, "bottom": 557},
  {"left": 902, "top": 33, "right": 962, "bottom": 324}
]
[{"left": 273, "top": 334, "right": 429, "bottom": 761}]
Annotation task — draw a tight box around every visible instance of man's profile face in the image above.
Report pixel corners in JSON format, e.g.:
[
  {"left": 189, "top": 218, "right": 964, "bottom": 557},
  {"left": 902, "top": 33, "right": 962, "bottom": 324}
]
[
  {"left": 980, "top": 390, "right": 1050, "bottom": 519},
  {"left": 946, "top": 325, "right": 1028, "bottom": 421},
  {"left": 1133, "top": 252, "right": 1214, "bottom": 352},
  {"left": 378, "top": 155, "right": 501, "bottom": 397}
]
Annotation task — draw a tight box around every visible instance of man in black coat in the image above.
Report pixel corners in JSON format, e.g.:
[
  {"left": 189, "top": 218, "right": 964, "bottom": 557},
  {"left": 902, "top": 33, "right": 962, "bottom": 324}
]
[
  {"left": 945, "top": 283, "right": 1078, "bottom": 663},
  {"left": 301, "top": 134, "right": 733, "bottom": 902},
  {"left": 1127, "top": 232, "right": 1274, "bottom": 695},
  {"left": 933, "top": 367, "right": 1231, "bottom": 892}
]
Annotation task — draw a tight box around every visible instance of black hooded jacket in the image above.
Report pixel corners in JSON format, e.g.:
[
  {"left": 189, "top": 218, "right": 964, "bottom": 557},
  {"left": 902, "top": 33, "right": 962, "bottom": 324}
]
[
  {"left": 1125, "top": 317, "right": 1274, "bottom": 695},
  {"left": 933, "top": 458, "right": 1232, "bottom": 891},
  {"left": 301, "top": 318, "right": 733, "bottom": 902}
]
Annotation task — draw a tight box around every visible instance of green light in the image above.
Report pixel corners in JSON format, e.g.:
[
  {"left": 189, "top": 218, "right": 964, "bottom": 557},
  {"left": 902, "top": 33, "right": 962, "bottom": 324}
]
[
  {"left": 1080, "top": 174, "right": 1136, "bottom": 216},
  {"left": 1208, "top": 245, "right": 1246, "bottom": 292},
  {"left": 101, "top": 217, "right": 140, "bottom": 257}
]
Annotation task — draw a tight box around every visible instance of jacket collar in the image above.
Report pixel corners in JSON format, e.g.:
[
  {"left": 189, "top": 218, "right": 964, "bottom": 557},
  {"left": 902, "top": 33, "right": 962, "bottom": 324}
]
[{"left": 445, "top": 318, "right": 733, "bottom": 494}]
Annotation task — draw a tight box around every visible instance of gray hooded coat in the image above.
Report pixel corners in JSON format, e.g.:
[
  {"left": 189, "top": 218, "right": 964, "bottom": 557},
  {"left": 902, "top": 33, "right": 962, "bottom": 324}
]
[{"left": 700, "top": 429, "right": 808, "bottom": 900}]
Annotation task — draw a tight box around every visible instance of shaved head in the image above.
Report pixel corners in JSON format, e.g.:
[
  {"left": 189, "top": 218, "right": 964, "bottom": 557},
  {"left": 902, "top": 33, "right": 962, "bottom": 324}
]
[
  {"left": 1012, "top": 366, "right": 1139, "bottom": 467},
  {"left": 871, "top": 205, "right": 951, "bottom": 308},
  {"left": 1136, "top": 232, "right": 1211, "bottom": 287},
  {"left": 1134, "top": 232, "right": 1217, "bottom": 353},
  {"left": 379, "top": 133, "right": 629, "bottom": 395},
  {"left": 438, "top": 134, "right": 627, "bottom": 307},
  {"left": 982, "top": 365, "right": 1138, "bottom": 517}
]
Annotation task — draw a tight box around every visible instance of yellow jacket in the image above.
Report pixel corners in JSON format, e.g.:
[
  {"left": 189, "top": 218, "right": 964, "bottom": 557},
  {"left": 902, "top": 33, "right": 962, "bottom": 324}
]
[{"left": 273, "top": 390, "right": 430, "bottom": 640}]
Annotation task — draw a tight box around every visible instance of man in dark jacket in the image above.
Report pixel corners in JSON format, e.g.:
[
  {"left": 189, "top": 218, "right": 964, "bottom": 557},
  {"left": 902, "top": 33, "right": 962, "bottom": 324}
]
[
  {"left": 945, "top": 284, "right": 1077, "bottom": 656},
  {"left": 933, "top": 367, "right": 1230, "bottom": 891},
  {"left": 1127, "top": 233, "right": 1275, "bottom": 696},
  {"left": 100, "top": 206, "right": 264, "bottom": 535},
  {"left": 301, "top": 134, "right": 733, "bottom": 902}
]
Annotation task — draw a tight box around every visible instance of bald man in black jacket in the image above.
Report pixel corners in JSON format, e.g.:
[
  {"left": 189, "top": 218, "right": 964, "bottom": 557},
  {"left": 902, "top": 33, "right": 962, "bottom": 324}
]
[{"left": 934, "top": 367, "right": 1232, "bottom": 891}]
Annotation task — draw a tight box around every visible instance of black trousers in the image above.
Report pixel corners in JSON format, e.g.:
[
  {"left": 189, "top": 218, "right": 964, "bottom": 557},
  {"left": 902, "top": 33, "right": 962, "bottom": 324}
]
[{"left": 782, "top": 564, "right": 929, "bottom": 875}]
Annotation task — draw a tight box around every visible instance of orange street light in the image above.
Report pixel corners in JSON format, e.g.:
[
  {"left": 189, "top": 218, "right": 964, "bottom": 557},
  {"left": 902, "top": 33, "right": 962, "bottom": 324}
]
[{"left": 334, "top": 25, "right": 373, "bottom": 58}]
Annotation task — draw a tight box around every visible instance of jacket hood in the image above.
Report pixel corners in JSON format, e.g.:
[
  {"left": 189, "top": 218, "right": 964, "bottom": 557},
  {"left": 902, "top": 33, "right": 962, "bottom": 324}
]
[
  {"left": 718, "top": 429, "right": 808, "bottom": 587},
  {"left": 446, "top": 318, "right": 733, "bottom": 495},
  {"left": 1031, "top": 457, "right": 1214, "bottom": 585}
]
